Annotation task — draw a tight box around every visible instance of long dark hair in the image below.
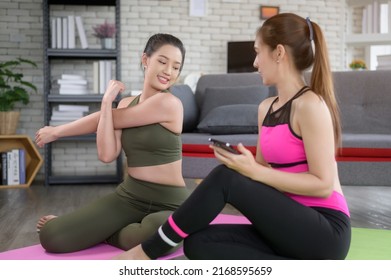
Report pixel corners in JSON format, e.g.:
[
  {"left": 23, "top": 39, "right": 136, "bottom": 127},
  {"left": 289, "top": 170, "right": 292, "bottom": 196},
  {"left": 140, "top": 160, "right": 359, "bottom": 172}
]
[
  {"left": 142, "top": 33, "right": 186, "bottom": 73},
  {"left": 257, "top": 13, "right": 341, "bottom": 148}
]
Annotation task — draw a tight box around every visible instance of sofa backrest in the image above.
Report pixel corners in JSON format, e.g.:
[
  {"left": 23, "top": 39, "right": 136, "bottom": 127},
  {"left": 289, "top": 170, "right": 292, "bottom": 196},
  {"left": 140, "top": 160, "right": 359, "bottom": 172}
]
[
  {"left": 195, "top": 73, "right": 276, "bottom": 108},
  {"left": 332, "top": 70, "right": 391, "bottom": 134},
  {"left": 191, "top": 70, "right": 391, "bottom": 135}
]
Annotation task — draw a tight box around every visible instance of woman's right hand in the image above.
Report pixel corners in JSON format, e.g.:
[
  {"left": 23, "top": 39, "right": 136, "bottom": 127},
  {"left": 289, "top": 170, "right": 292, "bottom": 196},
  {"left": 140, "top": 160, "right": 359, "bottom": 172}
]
[{"left": 35, "top": 126, "right": 59, "bottom": 148}]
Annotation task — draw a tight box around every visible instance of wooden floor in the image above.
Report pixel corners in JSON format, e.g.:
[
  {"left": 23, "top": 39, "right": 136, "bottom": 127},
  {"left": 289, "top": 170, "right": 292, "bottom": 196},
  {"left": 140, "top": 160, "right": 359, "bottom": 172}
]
[{"left": 1, "top": 179, "right": 390, "bottom": 253}]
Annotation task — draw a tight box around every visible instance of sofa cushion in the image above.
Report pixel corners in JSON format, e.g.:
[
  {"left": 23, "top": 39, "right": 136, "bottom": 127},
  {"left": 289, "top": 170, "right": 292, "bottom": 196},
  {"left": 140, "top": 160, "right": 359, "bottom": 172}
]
[
  {"left": 331, "top": 70, "right": 391, "bottom": 134},
  {"left": 199, "top": 85, "right": 269, "bottom": 121},
  {"left": 195, "top": 73, "right": 270, "bottom": 108},
  {"left": 170, "top": 84, "right": 199, "bottom": 132},
  {"left": 197, "top": 104, "right": 258, "bottom": 135}
]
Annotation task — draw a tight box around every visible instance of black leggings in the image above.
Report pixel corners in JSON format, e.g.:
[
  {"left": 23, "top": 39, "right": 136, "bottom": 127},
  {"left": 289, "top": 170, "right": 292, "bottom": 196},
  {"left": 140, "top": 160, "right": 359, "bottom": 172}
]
[{"left": 142, "top": 165, "right": 351, "bottom": 259}]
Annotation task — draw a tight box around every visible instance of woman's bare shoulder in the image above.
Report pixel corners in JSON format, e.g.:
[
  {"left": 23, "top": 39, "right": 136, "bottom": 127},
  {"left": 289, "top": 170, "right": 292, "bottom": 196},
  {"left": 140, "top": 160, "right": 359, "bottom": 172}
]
[
  {"left": 258, "top": 96, "right": 276, "bottom": 112},
  {"left": 295, "top": 90, "right": 326, "bottom": 111}
]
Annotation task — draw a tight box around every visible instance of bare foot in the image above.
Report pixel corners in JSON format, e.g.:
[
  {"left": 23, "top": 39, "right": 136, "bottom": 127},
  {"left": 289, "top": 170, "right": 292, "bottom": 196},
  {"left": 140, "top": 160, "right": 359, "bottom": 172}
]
[
  {"left": 36, "top": 215, "right": 57, "bottom": 233},
  {"left": 111, "top": 244, "right": 151, "bottom": 260}
]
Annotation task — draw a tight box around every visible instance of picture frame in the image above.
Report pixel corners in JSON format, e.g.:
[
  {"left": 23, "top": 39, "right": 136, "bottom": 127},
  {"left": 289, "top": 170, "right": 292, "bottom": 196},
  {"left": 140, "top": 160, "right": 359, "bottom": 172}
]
[{"left": 260, "top": 5, "right": 279, "bottom": 20}]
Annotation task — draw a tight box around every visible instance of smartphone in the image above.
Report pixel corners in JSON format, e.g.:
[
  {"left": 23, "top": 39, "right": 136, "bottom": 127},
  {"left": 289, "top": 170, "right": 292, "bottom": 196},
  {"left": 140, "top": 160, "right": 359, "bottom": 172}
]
[{"left": 208, "top": 138, "right": 239, "bottom": 154}]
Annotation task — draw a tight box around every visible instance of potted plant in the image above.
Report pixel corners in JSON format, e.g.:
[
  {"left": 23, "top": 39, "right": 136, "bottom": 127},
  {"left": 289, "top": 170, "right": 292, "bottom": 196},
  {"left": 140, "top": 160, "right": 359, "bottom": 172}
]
[
  {"left": 0, "top": 57, "right": 37, "bottom": 135},
  {"left": 92, "top": 20, "right": 116, "bottom": 49},
  {"left": 349, "top": 59, "right": 367, "bottom": 70}
]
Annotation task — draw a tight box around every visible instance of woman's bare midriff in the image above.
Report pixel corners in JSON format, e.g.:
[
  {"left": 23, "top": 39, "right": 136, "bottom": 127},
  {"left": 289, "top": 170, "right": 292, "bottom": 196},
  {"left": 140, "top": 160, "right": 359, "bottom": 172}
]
[{"left": 127, "top": 160, "right": 186, "bottom": 187}]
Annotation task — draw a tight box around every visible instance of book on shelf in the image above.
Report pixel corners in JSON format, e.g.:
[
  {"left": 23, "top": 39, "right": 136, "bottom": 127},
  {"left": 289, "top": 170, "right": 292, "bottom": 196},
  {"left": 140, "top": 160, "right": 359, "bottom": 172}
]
[
  {"left": 51, "top": 83, "right": 88, "bottom": 95},
  {"left": 51, "top": 85, "right": 89, "bottom": 94},
  {"left": 105, "top": 61, "right": 113, "bottom": 91},
  {"left": 389, "top": 1, "right": 391, "bottom": 36},
  {"left": 56, "top": 17, "right": 62, "bottom": 49},
  {"left": 50, "top": 116, "right": 82, "bottom": 121},
  {"left": 54, "top": 104, "right": 90, "bottom": 113},
  {"left": 93, "top": 61, "right": 99, "bottom": 93},
  {"left": 53, "top": 74, "right": 85, "bottom": 80},
  {"left": 1, "top": 152, "right": 7, "bottom": 185},
  {"left": 55, "top": 79, "right": 88, "bottom": 85},
  {"left": 99, "top": 60, "right": 106, "bottom": 94},
  {"left": 376, "top": 54, "right": 391, "bottom": 70},
  {"left": 19, "top": 149, "right": 26, "bottom": 185},
  {"left": 51, "top": 108, "right": 86, "bottom": 121},
  {"left": 1, "top": 149, "right": 26, "bottom": 186},
  {"left": 7, "top": 150, "right": 19, "bottom": 185},
  {"left": 376, "top": 65, "right": 391, "bottom": 70},
  {"left": 67, "top": 15, "right": 75, "bottom": 49},
  {"left": 75, "top": 16, "right": 88, "bottom": 49},
  {"left": 95, "top": 60, "right": 113, "bottom": 94},
  {"left": 50, "top": 15, "right": 77, "bottom": 49},
  {"left": 51, "top": 75, "right": 88, "bottom": 95},
  {"left": 51, "top": 88, "right": 89, "bottom": 95},
  {"left": 51, "top": 18, "right": 57, "bottom": 48},
  {"left": 50, "top": 105, "right": 89, "bottom": 125},
  {"left": 362, "top": 2, "right": 381, "bottom": 34},
  {"left": 62, "top": 17, "right": 68, "bottom": 49},
  {"left": 52, "top": 109, "right": 86, "bottom": 117}
]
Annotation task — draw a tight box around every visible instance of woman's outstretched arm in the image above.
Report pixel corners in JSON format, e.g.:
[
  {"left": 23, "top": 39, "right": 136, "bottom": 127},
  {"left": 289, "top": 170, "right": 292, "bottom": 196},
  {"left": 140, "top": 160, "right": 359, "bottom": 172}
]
[{"left": 35, "top": 112, "right": 100, "bottom": 148}]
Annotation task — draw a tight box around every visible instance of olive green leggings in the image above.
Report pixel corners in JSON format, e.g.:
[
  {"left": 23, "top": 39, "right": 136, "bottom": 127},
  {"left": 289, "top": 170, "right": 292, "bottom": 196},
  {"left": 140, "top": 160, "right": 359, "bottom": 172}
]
[{"left": 39, "top": 175, "right": 189, "bottom": 253}]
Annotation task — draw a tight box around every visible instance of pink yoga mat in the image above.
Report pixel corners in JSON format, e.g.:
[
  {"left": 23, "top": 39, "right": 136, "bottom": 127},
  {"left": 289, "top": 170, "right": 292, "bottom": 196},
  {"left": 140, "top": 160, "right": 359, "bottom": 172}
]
[{"left": 0, "top": 214, "right": 250, "bottom": 260}]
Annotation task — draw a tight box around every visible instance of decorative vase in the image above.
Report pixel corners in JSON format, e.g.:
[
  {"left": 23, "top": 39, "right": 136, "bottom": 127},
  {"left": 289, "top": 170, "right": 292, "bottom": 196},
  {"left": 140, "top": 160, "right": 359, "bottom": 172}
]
[
  {"left": 101, "top": 38, "right": 114, "bottom": 49},
  {"left": 0, "top": 111, "right": 20, "bottom": 135}
]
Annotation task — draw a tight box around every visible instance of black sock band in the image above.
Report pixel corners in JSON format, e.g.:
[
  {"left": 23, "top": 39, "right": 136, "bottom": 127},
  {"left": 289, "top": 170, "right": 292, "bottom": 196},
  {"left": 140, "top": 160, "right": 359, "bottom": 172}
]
[{"left": 142, "top": 220, "right": 185, "bottom": 259}]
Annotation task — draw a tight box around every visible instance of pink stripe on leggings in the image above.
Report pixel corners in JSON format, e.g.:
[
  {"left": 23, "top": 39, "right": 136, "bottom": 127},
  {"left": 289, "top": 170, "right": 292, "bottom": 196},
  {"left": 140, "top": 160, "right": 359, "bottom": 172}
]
[{"left": 168, "top": 215, "right": 188, "bottom": 238}]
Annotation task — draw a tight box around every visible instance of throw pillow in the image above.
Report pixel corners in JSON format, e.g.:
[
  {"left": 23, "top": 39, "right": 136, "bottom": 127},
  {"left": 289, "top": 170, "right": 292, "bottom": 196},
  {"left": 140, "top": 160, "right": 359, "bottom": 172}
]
[
  {"left": 197, "top": 104, "right": 258, "bottom": 135},
  {"left": 170, "top": 84, "right": 199, "bottom": 132},
  {"left": 199, "top": 85, "right": 269, "bottom": 121}
]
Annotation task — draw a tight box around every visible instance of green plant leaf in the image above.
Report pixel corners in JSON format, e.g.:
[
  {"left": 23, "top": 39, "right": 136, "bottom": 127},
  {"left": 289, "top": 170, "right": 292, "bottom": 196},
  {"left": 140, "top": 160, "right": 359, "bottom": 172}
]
[
  {"left": 17, "top": 57, "right": 38, "bottom": 68},
  {"left": 0, "top": 57, "right": 37, "bottom": 112},
  {"left": 20, "top": 80, "right": 37, "bottom": 92}
]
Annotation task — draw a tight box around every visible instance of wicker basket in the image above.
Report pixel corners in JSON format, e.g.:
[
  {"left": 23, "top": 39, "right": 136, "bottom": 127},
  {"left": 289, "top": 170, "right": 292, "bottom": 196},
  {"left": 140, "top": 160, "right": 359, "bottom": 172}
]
[{"left": 0, "top": 111, "right": 20, "bottom": 135}]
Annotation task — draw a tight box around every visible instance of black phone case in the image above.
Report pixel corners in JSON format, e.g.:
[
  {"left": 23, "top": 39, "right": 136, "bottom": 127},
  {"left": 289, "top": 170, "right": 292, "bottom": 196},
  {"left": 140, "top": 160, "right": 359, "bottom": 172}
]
[{"left": 208, "top": 138, "right": 239, "bottom": 154}]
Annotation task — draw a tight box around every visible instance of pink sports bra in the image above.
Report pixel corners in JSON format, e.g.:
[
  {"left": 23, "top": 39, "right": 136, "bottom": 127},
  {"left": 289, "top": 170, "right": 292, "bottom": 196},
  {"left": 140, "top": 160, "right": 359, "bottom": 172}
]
[{"left": 260, "top": 86, "right": 350, "bottom": 216}]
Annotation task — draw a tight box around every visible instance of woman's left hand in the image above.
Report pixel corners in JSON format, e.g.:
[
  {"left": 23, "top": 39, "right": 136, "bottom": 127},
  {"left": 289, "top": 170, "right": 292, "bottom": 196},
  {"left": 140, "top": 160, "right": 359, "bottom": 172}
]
[
  {"left": 211, "top": 143, "right": 257, "bottom": 178},
  {"left": 103, "top": 80, "right": 126, "bottom": 103}
]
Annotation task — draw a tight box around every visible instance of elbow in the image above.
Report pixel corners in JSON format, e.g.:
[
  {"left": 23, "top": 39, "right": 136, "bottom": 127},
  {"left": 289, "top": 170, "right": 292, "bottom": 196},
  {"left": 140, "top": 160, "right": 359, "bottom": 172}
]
[
  {"left": 318, "top": 187, "right": 333, "bottom": 198},
  {"left": 98, "top": 152, "right": 116, "bottom": 163},
  {"left": 317, "top": 179, "right": 334, "bottom": 198},
  {"left": 99, "top": 157, "right": 114, "bottom": 164}
]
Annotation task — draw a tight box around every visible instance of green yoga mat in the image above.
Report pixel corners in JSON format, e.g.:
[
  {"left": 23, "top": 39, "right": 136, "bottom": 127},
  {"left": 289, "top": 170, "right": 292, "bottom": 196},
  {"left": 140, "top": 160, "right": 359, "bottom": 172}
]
[{"left": 346, "top": 227, "right": 391, "bottom": 260}]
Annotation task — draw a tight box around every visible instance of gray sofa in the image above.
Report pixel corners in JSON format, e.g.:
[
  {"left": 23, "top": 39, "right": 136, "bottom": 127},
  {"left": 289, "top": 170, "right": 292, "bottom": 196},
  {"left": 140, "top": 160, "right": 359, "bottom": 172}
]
[{"left": 171, "top": 71, "right": 391, "bottom": 186}]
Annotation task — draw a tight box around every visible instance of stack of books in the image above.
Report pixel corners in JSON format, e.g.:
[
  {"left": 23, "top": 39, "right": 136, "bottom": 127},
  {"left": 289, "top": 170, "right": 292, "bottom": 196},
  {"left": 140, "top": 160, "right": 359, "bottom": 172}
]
[
  {"left": 376, "top": 54, "right": 391, "bottom": 70},
  {"left": 51, "top": 74, "right": 88, "bottom": 95},
  {"left": 51, "top": 15, "right": 88, "bottom": 49},
  {"left": 0, "top": 149, "right": 26, "bottom": 186},
  {"left": 50, "top": 104, "right": 90, "bottom": 126}
]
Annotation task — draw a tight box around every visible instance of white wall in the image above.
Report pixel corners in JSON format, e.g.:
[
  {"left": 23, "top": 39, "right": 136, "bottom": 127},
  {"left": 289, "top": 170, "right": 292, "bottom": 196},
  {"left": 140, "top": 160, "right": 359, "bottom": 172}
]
[{"left": 122, "top": 0, "right": 346, "bottom": 90}]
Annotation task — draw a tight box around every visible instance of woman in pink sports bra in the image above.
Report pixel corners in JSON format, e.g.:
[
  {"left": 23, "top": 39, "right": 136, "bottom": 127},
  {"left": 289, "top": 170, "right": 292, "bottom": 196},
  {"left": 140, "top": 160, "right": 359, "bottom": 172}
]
[{"left": 114, "top": 13, "right": 351, "bottom": 260}]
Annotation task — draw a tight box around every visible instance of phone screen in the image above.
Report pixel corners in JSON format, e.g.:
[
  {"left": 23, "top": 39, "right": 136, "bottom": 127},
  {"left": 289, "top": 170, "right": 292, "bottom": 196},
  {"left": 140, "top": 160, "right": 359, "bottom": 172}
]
[{"left": 208, "top": 138, "right": 239, "bottom": 154}]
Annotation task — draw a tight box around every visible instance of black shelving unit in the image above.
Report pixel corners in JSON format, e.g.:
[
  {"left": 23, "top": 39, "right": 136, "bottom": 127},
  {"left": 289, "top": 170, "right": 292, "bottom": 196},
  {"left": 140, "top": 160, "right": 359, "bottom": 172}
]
[{"left": 42, "top": 0, "right": 122, "bottom": 186}]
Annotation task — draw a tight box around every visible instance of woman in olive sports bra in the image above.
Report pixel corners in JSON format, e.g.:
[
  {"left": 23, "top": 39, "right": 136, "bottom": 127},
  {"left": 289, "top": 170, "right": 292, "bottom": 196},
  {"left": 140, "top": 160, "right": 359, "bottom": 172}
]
[
  {"left": 34, "top": 33, "right": 190, "bottom": 253},
  {"left": 117, "top": 13, "right": 351, "bottom": 260}
]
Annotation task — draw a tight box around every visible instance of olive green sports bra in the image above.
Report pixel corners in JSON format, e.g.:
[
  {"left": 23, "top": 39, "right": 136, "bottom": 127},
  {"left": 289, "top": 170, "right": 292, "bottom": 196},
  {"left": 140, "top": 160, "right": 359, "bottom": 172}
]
[{"left": 121, "top": 94, "right": 182, "bottom": 167}]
